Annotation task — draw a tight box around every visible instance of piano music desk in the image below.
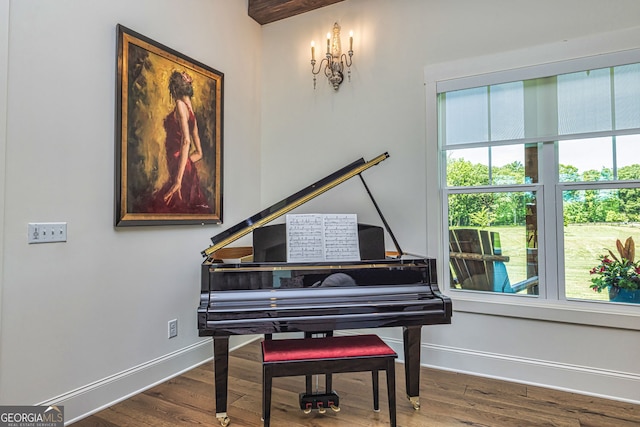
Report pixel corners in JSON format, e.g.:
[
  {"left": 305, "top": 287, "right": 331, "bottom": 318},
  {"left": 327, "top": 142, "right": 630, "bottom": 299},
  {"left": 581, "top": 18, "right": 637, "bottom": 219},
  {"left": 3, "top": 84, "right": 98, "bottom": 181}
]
[{"left": 261, "top": 334, "right": 398, "bottom": 427}]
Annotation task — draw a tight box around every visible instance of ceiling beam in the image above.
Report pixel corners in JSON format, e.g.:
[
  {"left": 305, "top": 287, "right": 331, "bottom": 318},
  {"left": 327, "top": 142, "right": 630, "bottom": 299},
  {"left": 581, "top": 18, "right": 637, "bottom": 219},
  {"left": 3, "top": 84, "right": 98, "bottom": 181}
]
[{"left": 248, "top": 0, "right": 345, "bottom": 25}]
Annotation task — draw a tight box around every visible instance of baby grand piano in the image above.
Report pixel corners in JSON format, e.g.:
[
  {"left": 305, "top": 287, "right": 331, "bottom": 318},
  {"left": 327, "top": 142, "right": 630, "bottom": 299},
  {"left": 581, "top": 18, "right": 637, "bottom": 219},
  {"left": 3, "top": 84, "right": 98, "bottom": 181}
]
[{"left": 198, "top": 152, "right": 452, "bottom": 426}]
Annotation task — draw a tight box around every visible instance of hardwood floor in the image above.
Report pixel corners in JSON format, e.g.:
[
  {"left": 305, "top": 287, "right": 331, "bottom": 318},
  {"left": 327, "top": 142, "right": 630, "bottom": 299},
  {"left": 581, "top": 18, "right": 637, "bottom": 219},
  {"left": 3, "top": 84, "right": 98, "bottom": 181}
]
[{"left": 72, "top": 339, "right": 639, "bottom": 426}]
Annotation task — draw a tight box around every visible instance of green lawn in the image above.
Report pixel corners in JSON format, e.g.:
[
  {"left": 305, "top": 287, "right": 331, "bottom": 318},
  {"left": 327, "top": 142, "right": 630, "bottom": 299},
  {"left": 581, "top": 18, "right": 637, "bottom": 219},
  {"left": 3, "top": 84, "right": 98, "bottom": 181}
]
[{"left": 468, "top": 224, "right": 640, "bottom": 301}]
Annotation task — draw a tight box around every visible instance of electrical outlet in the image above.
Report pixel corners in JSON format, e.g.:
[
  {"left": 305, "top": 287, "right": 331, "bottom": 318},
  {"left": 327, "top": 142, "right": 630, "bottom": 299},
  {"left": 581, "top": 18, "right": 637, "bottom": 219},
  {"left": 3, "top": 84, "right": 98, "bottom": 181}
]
[
  {"left": 28, "top": 222, "right": 67, "bottom": 244},
  {"left": 168, "top": 319, "right": 178, "bottom": 339}
]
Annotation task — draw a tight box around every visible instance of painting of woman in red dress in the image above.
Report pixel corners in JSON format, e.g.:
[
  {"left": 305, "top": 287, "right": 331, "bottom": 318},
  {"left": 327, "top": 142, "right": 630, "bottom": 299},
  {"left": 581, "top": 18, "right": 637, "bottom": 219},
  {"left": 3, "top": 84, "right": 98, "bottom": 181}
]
[{"left": 148, "top": 71, "right": 212, "bottom": 214}]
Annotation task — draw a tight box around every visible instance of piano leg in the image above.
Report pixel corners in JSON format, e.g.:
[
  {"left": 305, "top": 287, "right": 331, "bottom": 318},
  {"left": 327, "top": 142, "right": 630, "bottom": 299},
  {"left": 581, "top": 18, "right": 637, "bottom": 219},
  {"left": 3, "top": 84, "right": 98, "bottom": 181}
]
[
  {"left": 213, "top": 337, "right": 231, "bottom": 426},
  {"left": 403, "top": 326, "right": 421, "bottom": 410}
]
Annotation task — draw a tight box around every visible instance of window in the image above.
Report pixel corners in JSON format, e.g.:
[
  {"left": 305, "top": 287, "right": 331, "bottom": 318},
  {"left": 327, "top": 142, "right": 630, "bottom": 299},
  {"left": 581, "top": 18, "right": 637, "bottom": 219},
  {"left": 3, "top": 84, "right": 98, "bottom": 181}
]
[{"left": 438, "top": 53, "right": 640, "bottom": 305}]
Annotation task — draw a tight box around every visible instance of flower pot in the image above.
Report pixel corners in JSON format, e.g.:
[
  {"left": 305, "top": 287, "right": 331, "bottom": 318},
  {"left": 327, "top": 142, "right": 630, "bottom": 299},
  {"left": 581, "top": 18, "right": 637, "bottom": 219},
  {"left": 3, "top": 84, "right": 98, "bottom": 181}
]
[{"left": 608, "top": 287, "right": 640, "bottom": 303}]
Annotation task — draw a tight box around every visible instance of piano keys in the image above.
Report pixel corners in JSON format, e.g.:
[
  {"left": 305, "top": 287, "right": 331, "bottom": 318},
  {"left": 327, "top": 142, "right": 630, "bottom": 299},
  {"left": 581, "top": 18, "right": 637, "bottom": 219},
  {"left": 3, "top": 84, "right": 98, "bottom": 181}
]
[{"left": 198, "top": 152, "right": 452, "bottom": 426}]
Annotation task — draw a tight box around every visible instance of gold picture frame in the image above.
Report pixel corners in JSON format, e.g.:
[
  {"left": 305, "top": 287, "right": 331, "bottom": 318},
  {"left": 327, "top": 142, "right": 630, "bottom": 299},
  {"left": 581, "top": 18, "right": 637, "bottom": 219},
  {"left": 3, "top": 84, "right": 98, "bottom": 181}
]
[{"left": 115, "top": 24, "right": 223, "bottom": 226}]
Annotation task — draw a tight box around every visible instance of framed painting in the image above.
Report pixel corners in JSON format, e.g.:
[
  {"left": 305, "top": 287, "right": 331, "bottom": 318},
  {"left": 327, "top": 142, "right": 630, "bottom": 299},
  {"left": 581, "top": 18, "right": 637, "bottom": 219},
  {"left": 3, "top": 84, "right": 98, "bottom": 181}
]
[{"left": 115, "top": 24, "right": 223, "bottom": 226}]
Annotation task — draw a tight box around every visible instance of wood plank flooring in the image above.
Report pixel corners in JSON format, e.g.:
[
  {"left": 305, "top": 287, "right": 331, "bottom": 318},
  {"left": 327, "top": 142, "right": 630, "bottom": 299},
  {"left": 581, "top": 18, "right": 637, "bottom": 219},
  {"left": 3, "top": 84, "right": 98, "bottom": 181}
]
[{"left": 72, "top": 339, "right": 639, "bottom": 426}]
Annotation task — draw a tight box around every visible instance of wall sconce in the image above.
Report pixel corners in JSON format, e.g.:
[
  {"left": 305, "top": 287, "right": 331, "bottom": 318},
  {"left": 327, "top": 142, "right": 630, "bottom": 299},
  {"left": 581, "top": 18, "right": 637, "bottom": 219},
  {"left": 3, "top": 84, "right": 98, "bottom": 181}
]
[{"left": 310, "top": 22, "right": 353, "bottom": 91}]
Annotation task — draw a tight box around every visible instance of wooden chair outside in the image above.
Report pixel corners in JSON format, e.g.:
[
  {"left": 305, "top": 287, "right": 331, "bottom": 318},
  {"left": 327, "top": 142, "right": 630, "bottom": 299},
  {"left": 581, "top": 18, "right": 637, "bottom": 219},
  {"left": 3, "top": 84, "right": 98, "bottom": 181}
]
[{"left": 449, "top": 228, "right": 538, "bottom": 293}]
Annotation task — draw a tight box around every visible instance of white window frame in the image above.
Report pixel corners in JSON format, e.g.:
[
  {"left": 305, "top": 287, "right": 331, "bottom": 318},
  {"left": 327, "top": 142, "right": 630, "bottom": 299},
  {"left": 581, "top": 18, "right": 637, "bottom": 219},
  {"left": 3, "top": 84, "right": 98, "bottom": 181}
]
[{"left": 424, "top": 29, "right": 640, "bottom": 331}]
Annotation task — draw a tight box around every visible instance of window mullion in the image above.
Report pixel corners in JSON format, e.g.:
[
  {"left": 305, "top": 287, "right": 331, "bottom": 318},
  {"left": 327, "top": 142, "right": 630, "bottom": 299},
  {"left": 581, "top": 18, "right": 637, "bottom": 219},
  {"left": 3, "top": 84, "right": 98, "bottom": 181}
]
[
  {"left": 611, "top": 67, "right": 618, "bottom": 180},
  {"left": 540, "top": 141, "right": 558, "bottom": 300}
]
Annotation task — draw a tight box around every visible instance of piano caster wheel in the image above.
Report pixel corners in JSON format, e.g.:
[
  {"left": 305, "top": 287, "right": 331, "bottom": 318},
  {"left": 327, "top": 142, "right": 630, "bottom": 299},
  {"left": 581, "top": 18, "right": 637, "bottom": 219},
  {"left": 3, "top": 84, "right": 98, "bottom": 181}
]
[
  {"left": 330, "top": 405, "right": 341, "bottom": 412},
  {"left": 408, "top": 396, "right": 420, "bottom": 410},
  {"left": 216, "top": 413, "right": 230, "bottom": 426}
]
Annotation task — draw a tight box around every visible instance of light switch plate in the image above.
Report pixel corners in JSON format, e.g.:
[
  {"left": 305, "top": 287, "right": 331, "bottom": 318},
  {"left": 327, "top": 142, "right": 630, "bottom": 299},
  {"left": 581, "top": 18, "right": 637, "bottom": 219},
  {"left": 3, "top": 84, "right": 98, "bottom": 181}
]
[{"left": 28, "top": 222, "right": 67, "bottom": 244}]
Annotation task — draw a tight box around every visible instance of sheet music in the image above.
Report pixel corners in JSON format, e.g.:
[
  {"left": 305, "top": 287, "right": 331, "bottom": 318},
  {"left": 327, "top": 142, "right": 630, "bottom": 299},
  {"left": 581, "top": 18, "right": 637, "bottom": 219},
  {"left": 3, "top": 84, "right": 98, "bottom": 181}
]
[
  {"left": 286, "top": 214, "right": 324, "bottom": 262},
  {"left": 323, "top": 214, "right": 360, "bottom": 261},
  {"left": 286, "top": 214, "right": 360, "bottom": 262}
]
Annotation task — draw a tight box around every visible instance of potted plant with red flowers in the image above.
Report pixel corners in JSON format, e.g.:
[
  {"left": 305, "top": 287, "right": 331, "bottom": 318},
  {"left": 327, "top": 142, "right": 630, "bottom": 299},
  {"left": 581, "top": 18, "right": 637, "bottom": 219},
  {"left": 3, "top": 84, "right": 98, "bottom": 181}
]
[{"left": 589, "top": 237, "right": 640, "bottom": 303}]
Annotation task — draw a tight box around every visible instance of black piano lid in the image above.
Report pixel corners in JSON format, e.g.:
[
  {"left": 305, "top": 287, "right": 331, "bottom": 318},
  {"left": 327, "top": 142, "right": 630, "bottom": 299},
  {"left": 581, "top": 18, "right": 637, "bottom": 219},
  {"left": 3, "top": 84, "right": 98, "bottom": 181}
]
[{"left": 202, "top": 152, "right": 393, "bottom": 259}]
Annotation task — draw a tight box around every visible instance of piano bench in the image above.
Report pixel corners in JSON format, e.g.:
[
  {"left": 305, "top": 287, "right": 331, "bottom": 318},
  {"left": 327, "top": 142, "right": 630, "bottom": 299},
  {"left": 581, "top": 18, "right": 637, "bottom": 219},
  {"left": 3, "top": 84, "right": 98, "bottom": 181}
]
[{"left": 261, "top": 334, "right": 398, "bottom": 427}]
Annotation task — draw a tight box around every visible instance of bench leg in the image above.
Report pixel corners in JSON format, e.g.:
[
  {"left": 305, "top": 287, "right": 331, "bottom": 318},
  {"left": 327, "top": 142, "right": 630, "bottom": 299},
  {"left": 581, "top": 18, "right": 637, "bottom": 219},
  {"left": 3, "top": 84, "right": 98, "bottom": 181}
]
[
  {"left": 262, "top": 366, "right": 272, "bottom": 427},
  {"left": 386, "top": 359, "right": 397, "bottom": 427},
  {"left": 371, "top": 370, "right": 380, "bottom": 411}
]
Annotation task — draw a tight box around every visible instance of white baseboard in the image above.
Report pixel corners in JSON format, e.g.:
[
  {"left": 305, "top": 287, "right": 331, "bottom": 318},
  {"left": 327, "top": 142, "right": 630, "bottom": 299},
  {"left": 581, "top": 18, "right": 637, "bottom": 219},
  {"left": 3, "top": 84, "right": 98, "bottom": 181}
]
[
  {"left": 39, "top": 338, "right": 222, "bottom": 425},
  {"left": 381, "top": 337, "right": 640, "bottom": 405}
]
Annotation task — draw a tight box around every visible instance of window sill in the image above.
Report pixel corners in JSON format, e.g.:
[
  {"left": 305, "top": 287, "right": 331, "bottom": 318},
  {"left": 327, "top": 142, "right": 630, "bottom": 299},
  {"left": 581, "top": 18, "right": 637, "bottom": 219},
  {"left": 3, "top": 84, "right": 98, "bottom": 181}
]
[{"left": 449, "top": 291, "right": 640, "bottom": 331}]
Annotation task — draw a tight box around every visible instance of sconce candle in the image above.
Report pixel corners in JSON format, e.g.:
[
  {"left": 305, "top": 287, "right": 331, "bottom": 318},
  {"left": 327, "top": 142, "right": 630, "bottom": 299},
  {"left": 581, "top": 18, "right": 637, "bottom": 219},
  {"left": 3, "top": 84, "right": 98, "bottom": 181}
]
[{"left": 310, "top": 22, "right": 354, "bottom": 91}]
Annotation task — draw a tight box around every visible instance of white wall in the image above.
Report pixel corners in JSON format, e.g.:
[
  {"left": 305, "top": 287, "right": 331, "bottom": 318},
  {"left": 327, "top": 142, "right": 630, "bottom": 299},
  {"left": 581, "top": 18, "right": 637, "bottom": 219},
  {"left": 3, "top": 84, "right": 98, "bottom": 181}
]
[
  {"left": 260, "top": 0, "right": 640, "bottom": 404},
  {"left": 0, "top": 0, "right": 261, "bottom": 422}
]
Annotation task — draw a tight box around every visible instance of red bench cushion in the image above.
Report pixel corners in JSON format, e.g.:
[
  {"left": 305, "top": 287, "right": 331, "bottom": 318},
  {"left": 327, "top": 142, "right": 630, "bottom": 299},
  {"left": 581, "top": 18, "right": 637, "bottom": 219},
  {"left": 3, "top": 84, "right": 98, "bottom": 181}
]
[{"left": 262, "top": 334, "right": 397, "bottom": 362}]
